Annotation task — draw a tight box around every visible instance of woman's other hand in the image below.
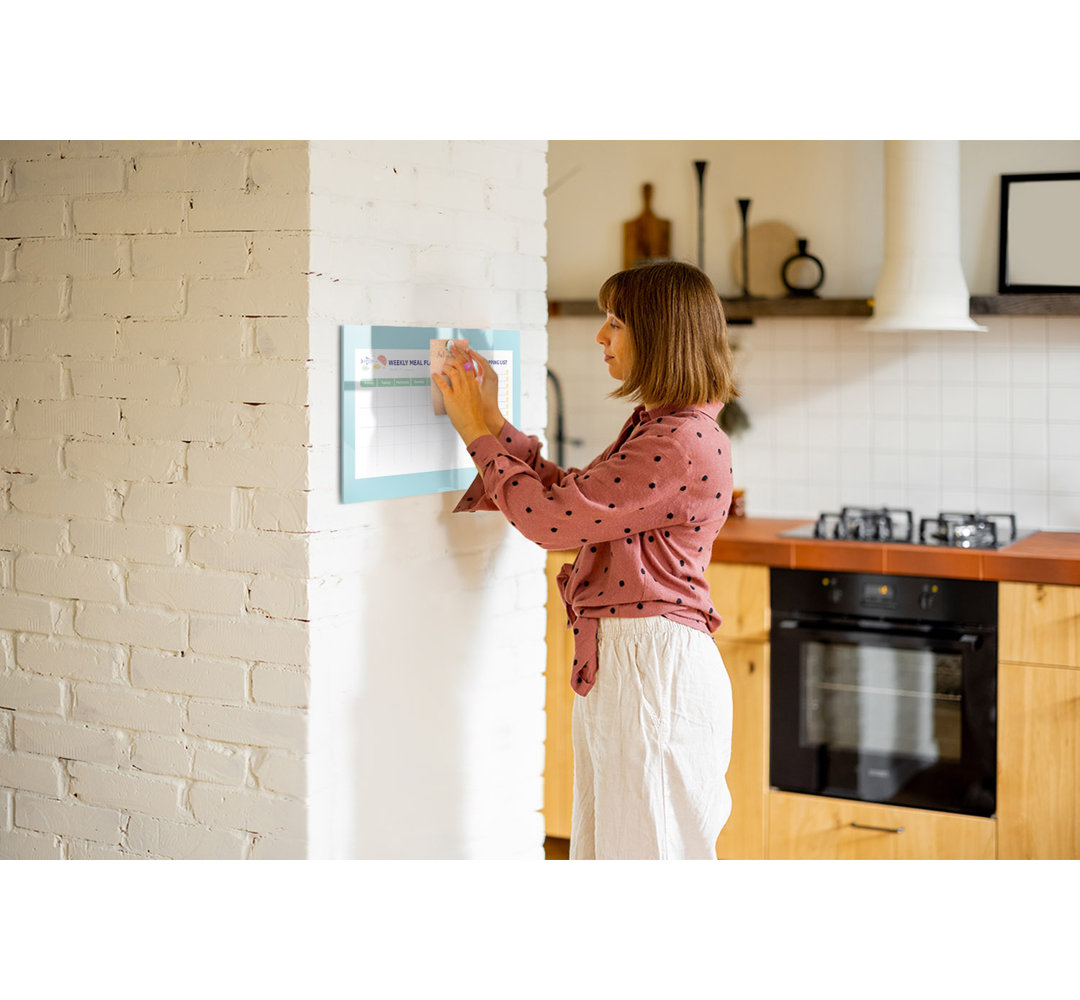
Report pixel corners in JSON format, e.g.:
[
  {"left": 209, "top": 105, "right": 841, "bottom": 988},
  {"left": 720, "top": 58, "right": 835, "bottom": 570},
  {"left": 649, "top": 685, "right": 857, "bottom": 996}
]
[{"left": 432, "top": 343, "right": 490, "bottom": 446}]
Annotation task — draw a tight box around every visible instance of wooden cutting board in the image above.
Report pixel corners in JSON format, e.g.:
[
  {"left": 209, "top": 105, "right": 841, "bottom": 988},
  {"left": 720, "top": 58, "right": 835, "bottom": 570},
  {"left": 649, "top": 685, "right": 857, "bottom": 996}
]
[{"left": 624, "top": 183, "right": 671, "bottom": 268}]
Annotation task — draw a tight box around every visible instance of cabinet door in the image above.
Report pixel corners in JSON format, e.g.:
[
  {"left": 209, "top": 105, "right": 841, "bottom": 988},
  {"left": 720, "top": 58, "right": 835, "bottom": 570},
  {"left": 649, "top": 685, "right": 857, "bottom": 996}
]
[
  {"left": 705, "top": 563, "right": 769, "bottom": 642},
  {"left": 714, "top": 639, "right": 767, "bottom": 859},
  {"left": 1000, "top": 582, "right": 1080, "bottom": 668},
  {"left": 543, "top": 551, "right": 578, "bottom": 840},
  {"left": 767, "top": 791, "right": 996, "bottom": 860},
  {"left": 998, "top": 661, "right": 1080, "bottom": 859}
]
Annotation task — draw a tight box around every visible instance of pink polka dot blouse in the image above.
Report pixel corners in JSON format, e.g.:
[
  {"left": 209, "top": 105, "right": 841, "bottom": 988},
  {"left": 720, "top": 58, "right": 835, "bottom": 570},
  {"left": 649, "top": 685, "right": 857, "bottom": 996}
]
[{"left": 455, "top": 402, "right": 733, "bottom": 696}]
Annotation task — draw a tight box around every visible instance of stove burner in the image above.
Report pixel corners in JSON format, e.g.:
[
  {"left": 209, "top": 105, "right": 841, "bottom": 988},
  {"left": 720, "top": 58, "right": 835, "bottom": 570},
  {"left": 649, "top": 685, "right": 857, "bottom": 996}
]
[
  {"left": 815, "top": 506, "right": 915, "bottom": 543},
  {"left": 919, "top": 512, "right": 1017, "bottom": 550},
  {"left": 789, "top": 506, "right": 1026, "bottom": 549}
]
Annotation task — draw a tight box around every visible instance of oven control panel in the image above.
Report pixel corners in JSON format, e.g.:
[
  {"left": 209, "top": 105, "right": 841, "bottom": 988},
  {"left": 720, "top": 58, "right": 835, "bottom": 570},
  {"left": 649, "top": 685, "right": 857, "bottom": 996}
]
[{"left": 772, "top": 569, "right": 997, "bottom": 628}]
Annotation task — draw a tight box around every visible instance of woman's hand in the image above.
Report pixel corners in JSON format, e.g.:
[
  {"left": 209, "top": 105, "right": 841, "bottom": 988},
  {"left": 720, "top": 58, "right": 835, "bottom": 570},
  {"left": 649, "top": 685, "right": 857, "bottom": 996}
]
[
  {"left": 432, "top": 343, "right": 490, "bottom": 446},
  {"left": 467, "top": 350, "right": 504, "bottom": 437}
]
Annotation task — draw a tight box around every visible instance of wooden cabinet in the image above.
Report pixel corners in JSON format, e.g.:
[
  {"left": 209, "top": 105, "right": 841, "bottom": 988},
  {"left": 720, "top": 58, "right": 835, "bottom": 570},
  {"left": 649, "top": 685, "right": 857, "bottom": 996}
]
[
  {"left": 706, "top": 562, "right": 770, "bottom": 860},
  {"left": 1000, "top": 581, "right": 1080, "bottom": 667},
  {"left": 768, "top": 790, "right": 996, "bottom": 860},
  {"left": 705, "top": 562, "right": 770, "bottom": 642},
  {"left": 713, "top": 639, "right": 768, "bottom": 859},
  {"left": 997, "top": 582, "right": 1080, "bottom": 859},
  {"left": 543, "top": 550, "right": 578, "bottom": 840}
]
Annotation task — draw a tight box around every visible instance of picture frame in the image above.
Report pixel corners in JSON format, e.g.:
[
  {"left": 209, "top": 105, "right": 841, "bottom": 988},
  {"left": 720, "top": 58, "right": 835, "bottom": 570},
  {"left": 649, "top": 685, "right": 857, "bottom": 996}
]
[{"left": 998, "top": 171, "right": 1080, "bottom": 294}]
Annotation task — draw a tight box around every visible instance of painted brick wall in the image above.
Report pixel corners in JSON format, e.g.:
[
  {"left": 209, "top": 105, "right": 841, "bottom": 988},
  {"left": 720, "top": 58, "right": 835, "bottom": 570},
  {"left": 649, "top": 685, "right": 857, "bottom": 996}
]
[
  {"left": 0, "top": 141, "right": 310, "bottom": 859},
  {"left": 1, "top": 139, "right": 550, "bottom": 860},
  {"left": 305, "top": 141, "right": 549, "bottom": 859}
]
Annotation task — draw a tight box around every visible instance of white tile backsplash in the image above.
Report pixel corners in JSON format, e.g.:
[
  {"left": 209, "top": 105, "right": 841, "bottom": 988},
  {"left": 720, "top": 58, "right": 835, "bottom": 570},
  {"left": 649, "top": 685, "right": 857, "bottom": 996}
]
[
  {"left": 1011, "top": 351, "right": 1049, "bottom": 384},
  {"left": 1048, "top": 351, "right": 1080, "bottom": 385},
  {"left": 1011, "top": 386, "right": 1047, "bottom": 420},
  {"left": 907, "top": 418, "right": 942, "bottom": 452},
  {"left": 548, "top": 313, "right": 1080, "bottom": 532},
  {"left": 976, "top": 418, "right": 1011, "bottom": 455},
  {"left": 1049, "top": 422, "right": 1080, "bottom": 458},
  {"left": 1048, "top": 386, "right": 1079, "bottom": 420}
]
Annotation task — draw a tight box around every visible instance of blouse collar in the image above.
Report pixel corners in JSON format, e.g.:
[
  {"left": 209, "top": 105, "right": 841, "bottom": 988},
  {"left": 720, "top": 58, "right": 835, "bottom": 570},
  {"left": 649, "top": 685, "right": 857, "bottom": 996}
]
[{"left": 637, "top": 401, "right": 724, "bottom": 423}]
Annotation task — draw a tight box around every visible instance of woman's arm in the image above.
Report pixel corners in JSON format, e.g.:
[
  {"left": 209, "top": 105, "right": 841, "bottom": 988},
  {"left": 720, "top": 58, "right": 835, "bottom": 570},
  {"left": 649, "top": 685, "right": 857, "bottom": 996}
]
[{"left": 464, "top": 427, "right": 702, "bottom": 550}]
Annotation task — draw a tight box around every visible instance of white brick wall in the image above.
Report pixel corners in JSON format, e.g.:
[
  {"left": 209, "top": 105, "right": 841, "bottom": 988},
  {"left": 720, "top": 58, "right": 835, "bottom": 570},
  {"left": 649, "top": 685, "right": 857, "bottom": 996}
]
[
  {"left": 306, "top": 140, "right": 548, "bottom": 860},
  {"left": 0, "top": 140, "right": 310, "bottom": 859},
  {"left": 1, "top": 139, "right": 550, "bottom": 860}
]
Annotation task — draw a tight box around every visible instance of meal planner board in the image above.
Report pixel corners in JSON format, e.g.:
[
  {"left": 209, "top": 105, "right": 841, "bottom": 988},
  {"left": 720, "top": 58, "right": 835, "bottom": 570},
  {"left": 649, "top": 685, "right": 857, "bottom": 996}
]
[{"left": 341, "top": 325, "right": 521, "bottom": 503}]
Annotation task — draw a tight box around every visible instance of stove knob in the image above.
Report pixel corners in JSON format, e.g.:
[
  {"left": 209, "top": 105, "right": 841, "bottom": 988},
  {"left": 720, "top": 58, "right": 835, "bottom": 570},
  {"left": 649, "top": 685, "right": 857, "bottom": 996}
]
[
  {"left": 919, "top": 585, "right": 939, "bottom": 611},
  {"left": 829, "top": 586, "right": 843, "bottom": 604}
]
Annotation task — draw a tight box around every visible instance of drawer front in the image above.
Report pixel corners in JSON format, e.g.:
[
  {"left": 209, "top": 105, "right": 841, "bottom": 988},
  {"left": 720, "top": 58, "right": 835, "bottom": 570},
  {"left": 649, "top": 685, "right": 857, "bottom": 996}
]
[{"left": 768, "top": 791, "right": 997, "bottom": 860}]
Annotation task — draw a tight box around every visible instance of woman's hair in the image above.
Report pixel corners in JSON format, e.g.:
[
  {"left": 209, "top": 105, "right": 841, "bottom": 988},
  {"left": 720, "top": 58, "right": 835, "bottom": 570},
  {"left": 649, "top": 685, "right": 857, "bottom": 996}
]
[{"left": 597, "top": 260, "right": 738, "bottom": 407}]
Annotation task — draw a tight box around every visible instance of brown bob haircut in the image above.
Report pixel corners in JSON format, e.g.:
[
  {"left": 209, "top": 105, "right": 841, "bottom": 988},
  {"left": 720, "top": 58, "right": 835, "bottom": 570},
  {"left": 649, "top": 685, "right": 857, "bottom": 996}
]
[{"left": 597, "top": 260, "right": 738, "bottom": 408}]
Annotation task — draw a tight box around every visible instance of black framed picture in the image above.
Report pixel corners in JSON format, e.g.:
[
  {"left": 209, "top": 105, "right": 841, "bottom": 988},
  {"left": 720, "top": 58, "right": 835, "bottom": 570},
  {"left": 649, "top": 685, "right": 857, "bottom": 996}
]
[{"left": 998, "top": 171, "right": 1080, "bottom": 294}]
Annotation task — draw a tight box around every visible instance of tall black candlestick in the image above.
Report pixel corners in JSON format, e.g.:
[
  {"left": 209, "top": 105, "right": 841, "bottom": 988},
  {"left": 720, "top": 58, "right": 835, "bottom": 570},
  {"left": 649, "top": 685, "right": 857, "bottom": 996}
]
[
  {"left": 737, "top": 198, "right": 751, "bottom": 298},
  {"left": 694, "top": 161, "right": 708, "bottom": 270}
]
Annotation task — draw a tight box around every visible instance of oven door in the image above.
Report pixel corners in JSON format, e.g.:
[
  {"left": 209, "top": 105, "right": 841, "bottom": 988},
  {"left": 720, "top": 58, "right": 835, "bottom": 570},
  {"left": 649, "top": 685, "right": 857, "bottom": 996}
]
[{"left": 769, "top": 618, "right": 997, "bottom": 817}]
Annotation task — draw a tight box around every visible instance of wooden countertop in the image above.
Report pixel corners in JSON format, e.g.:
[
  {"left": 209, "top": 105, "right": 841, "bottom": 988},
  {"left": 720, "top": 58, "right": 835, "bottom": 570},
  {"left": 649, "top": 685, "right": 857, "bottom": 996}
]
[{"left": 710, "top": 517, "right": 1080, "bottom": 586}]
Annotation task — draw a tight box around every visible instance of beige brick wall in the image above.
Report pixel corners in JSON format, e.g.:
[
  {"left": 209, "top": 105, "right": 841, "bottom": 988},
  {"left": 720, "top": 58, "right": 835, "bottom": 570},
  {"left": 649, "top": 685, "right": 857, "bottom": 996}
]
[{"left": 0, "top": 140, "right": 310, "bottom": 860}]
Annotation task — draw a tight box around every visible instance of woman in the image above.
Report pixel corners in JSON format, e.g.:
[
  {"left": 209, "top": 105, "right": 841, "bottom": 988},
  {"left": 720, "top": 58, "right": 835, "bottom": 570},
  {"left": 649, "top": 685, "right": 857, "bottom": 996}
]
[{"left": 434, "top": 260, "right": 736, "bottom": 860}]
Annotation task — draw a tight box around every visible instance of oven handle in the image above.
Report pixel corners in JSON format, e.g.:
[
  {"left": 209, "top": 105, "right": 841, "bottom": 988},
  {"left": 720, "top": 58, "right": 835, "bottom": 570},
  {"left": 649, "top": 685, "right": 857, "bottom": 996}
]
[{"left": 774, "top": 617, "right": 988, "bottom": 647}]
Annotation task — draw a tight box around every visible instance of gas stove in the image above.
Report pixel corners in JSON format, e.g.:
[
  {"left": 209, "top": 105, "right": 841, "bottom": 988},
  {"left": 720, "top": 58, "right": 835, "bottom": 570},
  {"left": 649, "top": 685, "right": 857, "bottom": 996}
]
[{"left": 781, "top": 507, "right": 1033, "bottom": 550}]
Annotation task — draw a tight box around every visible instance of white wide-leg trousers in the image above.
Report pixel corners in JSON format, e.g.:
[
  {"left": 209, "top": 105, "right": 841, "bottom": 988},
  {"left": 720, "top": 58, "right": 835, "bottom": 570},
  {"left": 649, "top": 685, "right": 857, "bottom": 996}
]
[{"left": 570, "top": 616, "right": 733, "bottom": 860}]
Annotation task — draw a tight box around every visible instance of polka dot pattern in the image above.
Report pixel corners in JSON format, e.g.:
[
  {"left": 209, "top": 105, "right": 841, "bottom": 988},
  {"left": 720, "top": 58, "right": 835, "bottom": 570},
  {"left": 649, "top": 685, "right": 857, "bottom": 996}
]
[{"left": 451, "top": 404, "right": 733, "bottom": 697}]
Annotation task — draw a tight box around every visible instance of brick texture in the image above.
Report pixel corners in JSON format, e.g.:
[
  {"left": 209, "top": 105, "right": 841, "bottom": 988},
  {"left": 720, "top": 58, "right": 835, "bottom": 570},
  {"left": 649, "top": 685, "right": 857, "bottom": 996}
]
[
  {"left": 0, "top": 138, "right": 548, "bottom": 861},
  {"left": 0, "top": 140, "right": 310, "bottom": 859}
]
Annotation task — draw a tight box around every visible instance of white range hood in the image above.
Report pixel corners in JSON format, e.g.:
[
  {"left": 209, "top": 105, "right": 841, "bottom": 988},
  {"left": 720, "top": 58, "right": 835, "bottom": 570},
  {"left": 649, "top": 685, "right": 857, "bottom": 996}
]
[{"left": 864, "top": 140, "right": 987, "bottom": 334}]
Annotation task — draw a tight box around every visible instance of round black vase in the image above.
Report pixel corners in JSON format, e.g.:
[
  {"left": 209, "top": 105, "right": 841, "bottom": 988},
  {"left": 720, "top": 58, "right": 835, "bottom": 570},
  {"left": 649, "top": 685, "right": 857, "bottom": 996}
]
[{"left": 781, "top": 238, "right": 825, "bottom": 298}]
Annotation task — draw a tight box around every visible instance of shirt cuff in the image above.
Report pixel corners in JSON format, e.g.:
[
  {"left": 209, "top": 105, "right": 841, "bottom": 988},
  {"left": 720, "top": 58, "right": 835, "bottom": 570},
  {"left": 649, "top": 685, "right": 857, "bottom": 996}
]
[{"left": 452, "top": 434, "right": 502, "bottom": 512}]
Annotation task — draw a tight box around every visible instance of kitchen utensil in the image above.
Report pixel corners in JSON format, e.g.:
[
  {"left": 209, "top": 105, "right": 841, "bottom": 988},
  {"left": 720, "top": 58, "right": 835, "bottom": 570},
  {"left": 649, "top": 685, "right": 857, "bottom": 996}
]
[{"left": 623, "top": 183, "right": 671, "bottom": 269}]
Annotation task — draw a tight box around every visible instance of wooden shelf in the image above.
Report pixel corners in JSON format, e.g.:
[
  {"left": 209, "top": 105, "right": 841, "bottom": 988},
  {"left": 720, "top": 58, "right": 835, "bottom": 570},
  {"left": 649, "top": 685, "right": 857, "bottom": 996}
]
[
  {"left": 548, "top": 297, "right": 872, "bottom": 320},
  {"left": 970, "top": 294, "right": 1080, "bottom": 315},
  {"left": 549, "top": 294, "right": 1080, "bottom": 321},
  {"left": 722, "top": 297, "right": 872, "bottom": 320}
]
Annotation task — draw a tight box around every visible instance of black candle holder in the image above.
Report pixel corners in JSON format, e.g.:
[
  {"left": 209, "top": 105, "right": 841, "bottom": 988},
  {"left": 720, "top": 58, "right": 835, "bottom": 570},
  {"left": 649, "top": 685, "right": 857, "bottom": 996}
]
[
  {"left": 694, "top": 161, "right": 708, "bottom": 270},
  {"left": 736, "top": 198, "right": 753, "bottom": 299}
]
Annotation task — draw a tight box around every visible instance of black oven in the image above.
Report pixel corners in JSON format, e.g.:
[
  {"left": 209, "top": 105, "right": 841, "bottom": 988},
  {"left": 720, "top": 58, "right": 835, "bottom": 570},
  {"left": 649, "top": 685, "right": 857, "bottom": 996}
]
[{"left": 769, "top": 569, "right": 997, "bottom": 817}]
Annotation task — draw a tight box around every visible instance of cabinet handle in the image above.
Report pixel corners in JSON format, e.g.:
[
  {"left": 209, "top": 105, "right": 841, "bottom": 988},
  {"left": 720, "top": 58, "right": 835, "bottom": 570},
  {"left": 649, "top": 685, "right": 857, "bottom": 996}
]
[{"left": 849, "top": 822, "right": 905, "bottom": 834}]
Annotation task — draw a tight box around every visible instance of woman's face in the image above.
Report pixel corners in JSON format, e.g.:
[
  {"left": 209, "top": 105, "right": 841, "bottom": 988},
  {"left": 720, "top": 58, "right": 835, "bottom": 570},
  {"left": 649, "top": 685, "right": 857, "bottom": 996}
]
[{"left": 596, "top": 312, "right": 632, "bottom": 382}]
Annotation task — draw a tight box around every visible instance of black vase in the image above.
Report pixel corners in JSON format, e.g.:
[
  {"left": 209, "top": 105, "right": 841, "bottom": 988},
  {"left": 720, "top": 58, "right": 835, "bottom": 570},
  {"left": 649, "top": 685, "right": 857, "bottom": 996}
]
[{"left": 781, "top": 238, "right": 825, "bottom": 298}]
